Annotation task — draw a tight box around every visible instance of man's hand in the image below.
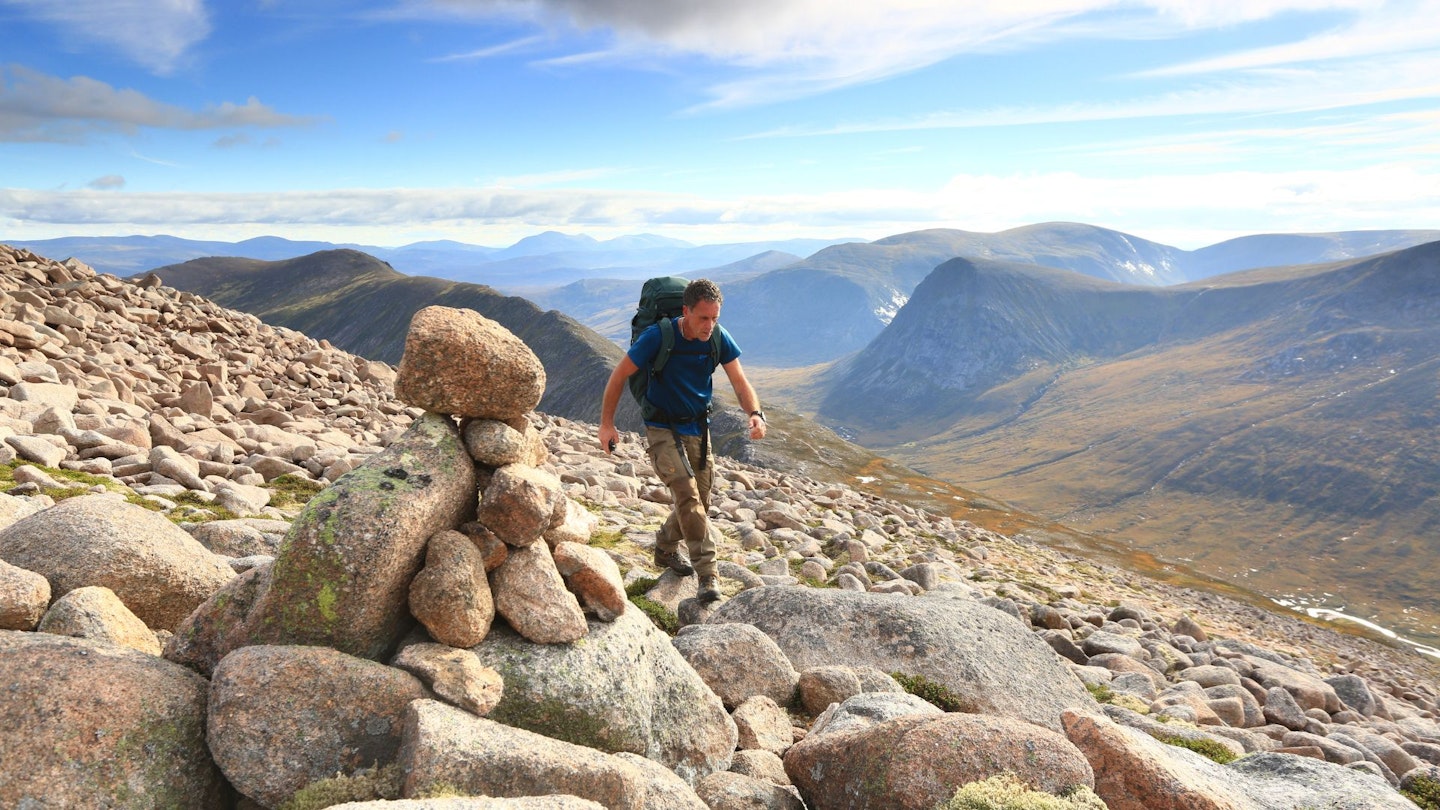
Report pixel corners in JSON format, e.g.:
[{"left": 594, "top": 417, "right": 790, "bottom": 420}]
[
  {"left": 748, "top": 414, "right": 767, "bottom": 441},
  {"left": 599, "top": 424, "right": 620, "bottom": 454}
]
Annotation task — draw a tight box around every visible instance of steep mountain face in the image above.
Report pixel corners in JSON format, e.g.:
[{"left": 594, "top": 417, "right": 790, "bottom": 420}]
[
  {"left": 150, "top": 250, "right": 644, "bottom": 431},
  {"left": 811, "top": 241, "right": 1440, "bottom": 649}
]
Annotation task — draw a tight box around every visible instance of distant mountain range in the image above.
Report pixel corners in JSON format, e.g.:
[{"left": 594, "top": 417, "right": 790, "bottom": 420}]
[
  {"left": 7, "top": 231, "right": 855, "bottom": 289},
  {"left": 13, "top": 224, "right": 1439, "bottom": 368},
  {"left": 717, "top": 224, "right": 1440, "bottom": 365}
]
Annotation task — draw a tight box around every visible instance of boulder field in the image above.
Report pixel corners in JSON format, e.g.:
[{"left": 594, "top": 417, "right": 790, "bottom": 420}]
[{"left": 1, "top": 243, "right": 1438, "bottom": 809}]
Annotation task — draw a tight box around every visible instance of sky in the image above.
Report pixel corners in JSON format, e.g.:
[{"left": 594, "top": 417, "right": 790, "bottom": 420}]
[{"left": 1, "top": 0, "right": 1438, "bottom": 250}]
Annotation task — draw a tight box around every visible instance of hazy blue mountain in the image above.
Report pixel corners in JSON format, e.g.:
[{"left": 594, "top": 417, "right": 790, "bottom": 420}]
[
  {"left": 719, "top": 222, "right": 1187, "bottom": 366},
  {"left": 1187, "top": 230, "right": 1440, "bottom": 279},
  {"left": 518, "top": 249, "right": 805, "bottom": 345},
  {"left": 4, "top": 232, "right": 854, "bottom": 289}
]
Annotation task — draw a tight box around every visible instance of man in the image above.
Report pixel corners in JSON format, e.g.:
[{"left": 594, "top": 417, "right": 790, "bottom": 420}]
[{"left": 598, "top": 278, "right": 767, "bottom": 602}]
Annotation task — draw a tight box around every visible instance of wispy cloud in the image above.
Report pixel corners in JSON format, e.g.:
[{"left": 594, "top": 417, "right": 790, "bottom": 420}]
[
  {"left": 1141, "top": 6, "right": 1440, "bottom": 76},
  {"left": 432, "top": 34, "right": 547, "bottom": 62},
  {"left": 743, "top": 49, "right": 1440, "bottom": 138},
  {"left": 405, "top": 0, "right": 1407, "bottom": 108},
  {"left": 0, "top": 65, "right": 320, "bottom": 143},
  {"left": 0, "top": 0, "right": 211, "bottom": 75}
]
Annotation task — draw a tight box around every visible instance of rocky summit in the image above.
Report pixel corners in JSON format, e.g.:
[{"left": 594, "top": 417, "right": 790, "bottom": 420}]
[{"left": 0, "top": 241, "right": 1439, "bottom": 810}]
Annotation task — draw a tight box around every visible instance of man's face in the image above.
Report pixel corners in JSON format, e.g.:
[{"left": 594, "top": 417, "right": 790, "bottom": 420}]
[{"left": 683, "top": 299, "right": 720, "bottom": 341}]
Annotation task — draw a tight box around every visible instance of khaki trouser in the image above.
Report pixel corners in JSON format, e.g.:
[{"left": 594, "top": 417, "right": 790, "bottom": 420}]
[{"left": 645, "top": 426, "right": 716, "bottom": 577}]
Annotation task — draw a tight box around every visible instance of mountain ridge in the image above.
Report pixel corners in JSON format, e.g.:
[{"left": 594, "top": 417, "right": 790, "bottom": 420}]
[{"left": 802, "top": 240, "right": 1440, "bottom": 650}]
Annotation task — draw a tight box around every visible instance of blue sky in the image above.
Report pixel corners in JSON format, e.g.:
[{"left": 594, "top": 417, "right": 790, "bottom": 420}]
[{"left": 1, "top": 0, "right": 1437, "bottom": 249}]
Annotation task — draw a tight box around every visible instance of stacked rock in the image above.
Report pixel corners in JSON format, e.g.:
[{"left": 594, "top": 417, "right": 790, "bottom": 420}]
[{"left": 396, "top": 304, "right": 622, "bottom": 647}]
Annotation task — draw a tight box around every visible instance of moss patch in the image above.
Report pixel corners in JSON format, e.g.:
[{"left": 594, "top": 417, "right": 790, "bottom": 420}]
[
  {"left": 936, "top": 773, "right": 1108, "bottom": 810},
  {"left": 266, "top": 473, "right": 327, "bottom": 511},
  {"left": 629, "top": 593, "right": 678, "bottom": 635},
  {"left": 278, "top": 763, "right": 402, "bottom": 810},
  {"left": 1403, "top": 774, "right": 1440, "bottom": 810},
  {"left": 891, "top": 671, "right": 973, "bottom": 712},
  {"left": 1161, "top": 735, "right": 1238, "bottom": 764}
]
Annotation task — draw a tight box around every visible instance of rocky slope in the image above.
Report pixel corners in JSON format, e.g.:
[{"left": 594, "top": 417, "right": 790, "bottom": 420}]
[{"left": 1, "top": 243, "right": 1439, "bottom": 809}]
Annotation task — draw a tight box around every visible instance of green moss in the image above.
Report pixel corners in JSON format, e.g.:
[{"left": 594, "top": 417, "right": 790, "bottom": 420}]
[
  {"left": 316, "top": 583, "right": 339, "bottom": 624},
  {"left": 488, "top": 680, "right": 617, "bottom": 752},
  {"left": 590, "top": 528, "right": 626, "bottom": 549},
  {"left": 1402, "top": 774, "right": 1440, "bottom": 810},
  {"left": 936, "top": 773, "right": 1107, "bottom": 810},
  {"left": 1084, "top": 682, "right": 1116, "bottom": 704},
  {"left": 1161, "top": 735, "right": 1238, "bottom": 764},
  {"left": 266, "top": 473, "right": 327, "bottom": 511},
  {"left": 891, "top": 672, "right": 973, "bottom": 712},
  {"left": 630, "top": 593, "right": 679, "bottom": 635},
  {"left": 278, "top": 763, "right": 403, "bottom": 810},
  {"left": 625, "top": 576, "right": 660, "bottom": 598}
]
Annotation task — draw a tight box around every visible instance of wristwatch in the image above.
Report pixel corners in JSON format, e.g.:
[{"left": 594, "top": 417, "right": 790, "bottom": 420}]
[{"left": 749, "top": 410, "right": 766, "bottom": 422}]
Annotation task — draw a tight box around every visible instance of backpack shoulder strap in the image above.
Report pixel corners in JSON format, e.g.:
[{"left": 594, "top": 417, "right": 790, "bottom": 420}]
[
  {"left": 652, "top": 317, "right": 678, "bottom": 376},
  {"left": 708, "top": 330, "right": 723, "bottom": 371}
]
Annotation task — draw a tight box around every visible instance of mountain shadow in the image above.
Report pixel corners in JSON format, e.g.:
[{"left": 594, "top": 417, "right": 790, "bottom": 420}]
[{"left": 148, "top": 249, "right": 643, "bottom": 431}]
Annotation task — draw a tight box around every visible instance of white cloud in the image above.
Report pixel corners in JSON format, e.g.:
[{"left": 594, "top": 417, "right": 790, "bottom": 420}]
[
  {"left": 0, "top": 0, "right": 211, "bottom": 75},
  {"left": 4, "top": 161, "right": 1437, "bottom": 248},
  {"left": 0, "top": 66, "right": 319, "bottom": 143}
]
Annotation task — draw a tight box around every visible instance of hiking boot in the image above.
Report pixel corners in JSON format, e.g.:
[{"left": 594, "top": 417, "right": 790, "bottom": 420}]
[
  {"left": 654, "top": 544, "right": 694, "bottom": 576},
  {"left": 697, "top": 574, "right": 722, "bottom": 603}
]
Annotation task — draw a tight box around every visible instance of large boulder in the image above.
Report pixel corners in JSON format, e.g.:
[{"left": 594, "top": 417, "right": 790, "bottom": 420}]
[
  {"left": 0, "top": 631, "right": 227, "bottom": 808},
  {"left": 0, "top": 494, "right": 234, "bottom": 631},
  {"left": 785, "top": 712, "right": 1093, "bottom": 810},
  {"left": 708, "top": 587, "right": 1095, "bottom": 731},
  {"left": 1062, "top": 709, "right": 1416, "bottom": 809},
  {"left": 672, "top": 622, "right": 800, "bottom": 710},
  {"left": 472, "top": 606, "right": 737, "bottom": 783},
  {"left": 398, "top": 699, "right": 706, "bottom": 810},
  {"left": 37, "top": 584, "right": 161, "bottom": 654},
  {"left": 166, "top": 413, "right": 476, "bottom": 667},
  {"left": 208, "top": 644, "right": 431, "bottom": 809},
  {"left": 394, "top": 306, "right": 546, "bottom": 420}
]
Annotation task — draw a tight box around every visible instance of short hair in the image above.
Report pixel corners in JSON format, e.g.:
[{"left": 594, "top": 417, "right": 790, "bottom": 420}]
[{"left": 684, "top": 278, "right": 723, "bottom": 308}]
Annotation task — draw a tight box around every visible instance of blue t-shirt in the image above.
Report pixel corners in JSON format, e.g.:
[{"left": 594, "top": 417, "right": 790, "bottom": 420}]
[{"left": 628, "top": 319, "right": 741, "bottom": 436}]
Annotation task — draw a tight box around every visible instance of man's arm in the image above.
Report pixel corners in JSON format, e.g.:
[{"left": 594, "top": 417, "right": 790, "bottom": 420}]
[
  {"left": 598, "top": 355, "right": 640, "bottom": 453},
  {"left": 722, "top": 358, "right": 767, "bottom": 440}
]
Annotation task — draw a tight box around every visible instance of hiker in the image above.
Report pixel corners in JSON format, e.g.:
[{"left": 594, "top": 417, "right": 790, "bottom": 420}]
[{"left": 598, "top": 278, "right": 766, "bottom": 602}]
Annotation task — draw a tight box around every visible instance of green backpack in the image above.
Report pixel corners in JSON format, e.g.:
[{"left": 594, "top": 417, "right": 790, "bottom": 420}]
[{"left": 628, "top": 275, "right": 722, "bottom": 422}]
